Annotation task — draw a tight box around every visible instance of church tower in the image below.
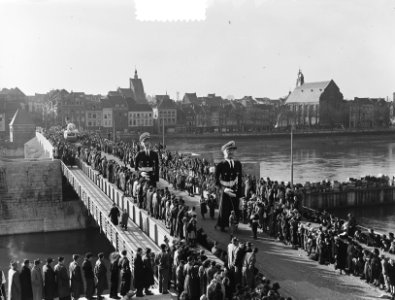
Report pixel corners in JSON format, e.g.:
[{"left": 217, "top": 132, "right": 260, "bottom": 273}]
[{"left": 296, "top": 69, "right": 304, "bottom": 87}]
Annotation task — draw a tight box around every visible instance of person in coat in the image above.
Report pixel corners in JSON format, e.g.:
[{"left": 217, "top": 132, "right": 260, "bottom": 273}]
[
  {"left": 8, "top": 262, "right": 21, "bottom": 300},
  {"left": 43, "top": 258, "right": 57, "bottom": 300},
  {"left": 119, "top": 250, "right": 132, "bottom": 297},
  {"left": 120, "top": 209, "right": 128, "bottom": 231},
  {"left": 54, "top": 257, "right": 70, "bottom": 300},
  {"left": 82, "top": 253, "right": 95, "bottom": 300},
  {"left": 132, "top": 249, "right": 143, "bottom": 297},
  {"left": 134, "top": 132, "right": 159, "bottom": 188},
  {"left": 215, "top": 141, "right": 242, "bottom": 232},
  {"left": 69, "top": 255, "right": 83, "bottom": 300},
  {"left": 109, "top": 252, "right": 120, "bottom": 299},
  {"left": 108, "top": 203, "right": 120, "bottom": 226},
  {"left": 142, "top": 248, "right": 154, "bottom": 296},
  {"left": 94, "top": 253, "right": 108, "bottom": 300},
  {"left": 19, "top": 260, "right": 33, "bottom": 300},
  {"left": 30, "top": 260, "right": 43, "bottom": 300}
]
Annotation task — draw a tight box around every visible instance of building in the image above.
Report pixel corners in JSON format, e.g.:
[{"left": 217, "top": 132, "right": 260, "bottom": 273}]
[
  {"left": 101, "top": 95, "right": 128, "bottom": 138},
  {"left": 127, "top": 100, "right": 153, "bottom": 131},
  {"left": 0, "top": 88, "right": 27, "bottom": 139},
  {"left": 349, "top": 97, "right": 390, "bottom": 128},
  {"left": 129, "top": 69, "right": 148, "bottom": 104},
  {"left": 283, "top": 73, "right": 345, "bottom": 128},
  {"left": 84, "top": 100, "right": 102, "bottom": 130},
  {"left": 153, "top": 95, "right": 177, "bottom": 133}
]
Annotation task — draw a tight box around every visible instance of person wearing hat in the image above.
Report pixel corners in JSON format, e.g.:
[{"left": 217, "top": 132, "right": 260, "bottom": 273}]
[
  {"left": 215, "top": 141, "right": 242, "bottom": 232},
  {"left": 8, "top": 261, "right": 21, "bottom": 300},
  {"left": 54, "top": 257, "right": 70, "bottom": 300},
  {"left": 94, "top": 253, "right": 108, "bottom": 300},
  {"left": 135, "top": 132, "right": 159, "bottom": 187},
  {"left": 20, "top": 260, "right": 33, "bottom": 300},
  {"left": 82, "top": 253, "right": 95, "bottom": 300},
  {"left": 69, "top": 255, "right": 83, "bottom": 300},
  {"left": 43, "top": 258, "right": 57, "bottom": 300},
  {"left": 31, "top": 260, "right": 43, "bottom": 300}
]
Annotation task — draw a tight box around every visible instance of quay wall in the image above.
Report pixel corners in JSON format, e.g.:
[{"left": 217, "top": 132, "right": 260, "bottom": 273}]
[
  {"left": 0, "top": 159, "right": 90, "bottom": 235},
  {"left": 303, "top": 187, "right": 395, "bottom": 210}
]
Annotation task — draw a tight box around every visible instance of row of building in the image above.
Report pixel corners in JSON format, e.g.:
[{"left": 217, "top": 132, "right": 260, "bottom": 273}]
[{"left": 1, "top": 70, "right": 394, "bottom": 141}]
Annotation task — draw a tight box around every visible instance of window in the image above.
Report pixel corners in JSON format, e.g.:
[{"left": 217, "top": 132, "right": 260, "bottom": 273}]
[
  {"left": 137, "top": 113, "right": 140, "bottom": 117},
  {"left": 149, "top": 113, "right": 152, "bottom": 117},
  {"left": 133, "top": 120, "right": 136, "bottom": 126},
  {"left": 104, "top": 115, "right": 107, "bottom": 119},
  {"left": 93, "top": 113, "right": 96, "bottom": 118}
]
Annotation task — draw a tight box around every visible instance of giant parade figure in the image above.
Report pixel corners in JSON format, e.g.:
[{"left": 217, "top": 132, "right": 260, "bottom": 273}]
[
  {"left": 135, "top": 132, "right": 159, "bottom": 187},
  {"left": 215, "top": 141, "right": 242, "bottom": 232}
]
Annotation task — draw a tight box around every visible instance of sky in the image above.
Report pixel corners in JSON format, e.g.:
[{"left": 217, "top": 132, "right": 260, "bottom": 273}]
[{"left": 0, "top": 0, "right": 394, "bottom": 100}]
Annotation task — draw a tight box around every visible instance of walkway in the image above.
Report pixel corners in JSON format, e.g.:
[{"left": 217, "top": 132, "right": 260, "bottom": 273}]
[{"left": 60, "top": 162, "right": 172, "bottom": 299}]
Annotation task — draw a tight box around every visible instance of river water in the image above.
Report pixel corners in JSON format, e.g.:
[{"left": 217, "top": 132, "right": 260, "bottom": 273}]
[
  {"left": 0, "top": 229, "right": 114, "bottom": 278},
  {"left": 166, "top": 134, "right": 395, "bottom": 234}
]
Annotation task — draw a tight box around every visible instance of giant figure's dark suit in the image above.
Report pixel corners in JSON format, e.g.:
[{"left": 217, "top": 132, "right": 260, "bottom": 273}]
[
  {"left": 135, "top": 150, "right": 159, "bottom": 187},
  {"left": 215, "top": 160, "right": 242, "bottom": 229}
]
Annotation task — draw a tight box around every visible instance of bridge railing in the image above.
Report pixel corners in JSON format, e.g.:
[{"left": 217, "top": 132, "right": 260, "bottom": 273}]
[
  {"left": 36, "top": 131, "right": 54, "bottom": 159},
  {"left": 60, "top": 161, "right": 137, "bottom": 270}
]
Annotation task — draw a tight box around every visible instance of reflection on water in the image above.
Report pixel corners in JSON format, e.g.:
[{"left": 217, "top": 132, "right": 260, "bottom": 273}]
[
  {"left": 167, "top": 134, "right": 395, "bottom": 183},
  {"left": 0, "top": 229, "right": 114, "bottom": 272}
]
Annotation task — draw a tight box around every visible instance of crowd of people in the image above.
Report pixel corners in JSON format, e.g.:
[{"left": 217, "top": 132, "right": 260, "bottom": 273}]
[{"left": 38, "top": 128, "right": 395, "bottom": 299}]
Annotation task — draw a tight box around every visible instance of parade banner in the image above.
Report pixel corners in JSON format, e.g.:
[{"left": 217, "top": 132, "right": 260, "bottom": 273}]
[{"left": 0, "top": 113, "right": 5, "bottom": 132}]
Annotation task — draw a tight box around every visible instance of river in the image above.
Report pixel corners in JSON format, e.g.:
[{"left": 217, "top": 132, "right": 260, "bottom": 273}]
[
  {"left": 166, "top": 133, "right": 395, "bottom": 233},
  {"left": 0, "top": 229, "right": 114, "bottom": 277}
]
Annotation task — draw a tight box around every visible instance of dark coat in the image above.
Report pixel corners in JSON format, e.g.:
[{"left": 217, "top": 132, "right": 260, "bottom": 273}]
[
  {"left": 184, "top": 266, "right": 200, "bottom": 300},
  {"left": 54, "top": 263, "right": 70, "bottom": 298},
  {"left": 31, "top": 266, "right": 43, "bottom": 300},
  {"left": 132, "top": 255, "right": 144, "bottom": 290},
  {"left": 215, "top": 160, "right": 242, "bottom": 228},
  {"left": 135, "top": 150, "right": 160, "bottom": 185},
  {"left": 109, "top": 258, "right": 120, "bottom": 297},
  {"left": 119, "top": 256, "right": 131, "bottom": 296},
  {"left": 69, "top": 262, "right": 83, "bottom": 299},
  {"left": 94, "top": 260, "right": 108, "bottom": 294},
  {"left": 20, "top": 266, "right": 33, "bottom": 300},
  {"left": 43, "top": 265, "right": 57, "bottom": 300},
  {"left": 109, "top": 206, "right": 120, "bottom": 226},
  {"left": 142, "top": 255, "right": 154, "bottom": 287}
]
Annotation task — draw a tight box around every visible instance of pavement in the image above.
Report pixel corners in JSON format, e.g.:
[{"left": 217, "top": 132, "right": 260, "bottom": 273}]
[{"left": 101, "top": 152, "right": 391, "bottom": 300}]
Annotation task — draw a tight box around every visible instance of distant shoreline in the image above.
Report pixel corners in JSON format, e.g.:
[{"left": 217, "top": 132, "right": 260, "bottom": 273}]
[{"left": 154, "top": 128, "right": 395, "bottom": 140}]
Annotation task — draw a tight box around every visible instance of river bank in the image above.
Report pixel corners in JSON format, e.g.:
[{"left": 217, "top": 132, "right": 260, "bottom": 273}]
[{"left": 151, "top": 127, "right": 395, "bottom": 140}]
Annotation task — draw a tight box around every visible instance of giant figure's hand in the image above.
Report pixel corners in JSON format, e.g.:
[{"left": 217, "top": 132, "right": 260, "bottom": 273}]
[{"left": 224, "top": 188, "right": 236, "bottom": 197}]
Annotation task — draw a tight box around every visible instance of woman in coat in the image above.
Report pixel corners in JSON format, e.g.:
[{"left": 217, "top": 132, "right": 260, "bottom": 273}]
[
  {"left": 31, "top": 260, "right": 43, "bottom": 300},
  {"left": 69, "top": 255, "right": 83, "bottom": 300},
  {"left": 184, "top": 265, "right": 200, "bottom": 300}
]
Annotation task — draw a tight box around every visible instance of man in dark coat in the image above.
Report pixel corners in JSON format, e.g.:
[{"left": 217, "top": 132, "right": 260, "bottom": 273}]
[
  {"left": 215, "top": 141, "right": 242, "bottom": 232},
  {"left": 109, "top": 253, "right": 121, "bottom": 299},
  {"left": 69, "top": 255, "right": 83, "bottom": 300},
  {"left": 119, "top": 250, "right": 132, "bottom": 297},
  {"left": 132, "top": 249, "right": 144, "bottom": 297},
  {"left": 54, "top": 257, "right": 70, "bottom": 300},
  {"left": 108, "top": 203, "right": 120, "bottom": 226},
  {"left": 94, "top": 253, "right": 108, "bottom": 300},
  {"left": 20, "top": 260, "right": 33, "bottom": 300},
  {"left": 155, "top": 244, "right": 170, "bottom": 295},
  {"left": 82, "top": 253, "right": 95, "bottom": 300},
  {"left": 43, "top": 258, "right": 57, "bottom": 300},
  {"left": 135, "top": 132, "right": 159, "bottom": 188},
  {"left": 142, "top": 248, "right": 154, "bottom": 296}
]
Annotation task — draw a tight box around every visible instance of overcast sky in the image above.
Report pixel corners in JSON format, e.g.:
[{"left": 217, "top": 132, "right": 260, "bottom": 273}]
[{"left": 0, "top": 0, "right": 394, "bottom": 99}]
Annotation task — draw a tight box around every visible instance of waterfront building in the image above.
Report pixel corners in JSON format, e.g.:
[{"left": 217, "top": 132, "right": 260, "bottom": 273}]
[
  {"left": 101, "top": 95, "right": 128, "bottom": 138},
  {"left": 84, "top": 100, "right": 102, "bottom": 130},
  {"left": 127, "top": 100, "right": 154, "bottom": 132},
  {"left": 283, "top": 78, "right": 346, "bottom": 128},
  {"left": 153, "top": 95, "right": 177, "bottom": 133},
  {"left": 348, "top": 97, "right": 390, "bottom": 128}
]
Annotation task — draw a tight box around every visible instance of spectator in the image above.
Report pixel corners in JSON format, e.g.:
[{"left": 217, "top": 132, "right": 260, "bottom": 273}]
[
  {"left": 54, "top": 257, "right": 70, "bottom": 300},
  {"left": 31, "top": 260, "right": 43, "bottom": 300},
  {"left": 108, "top": 203, "right": 120, "bottom": 226},
  {"left": 69, "top": 255, "right": 83, "bottom": 300},
  {"left": 82, "top": 253, "right": 95, "bottom": 300},
  {"left": 94, "top": 253, "right": 108, "bottom": 300},
  {"left": 142, "top": 248, "right": 154, "bottom": 296},
  {"left": 20, "top": 260, "right": 33, "bottom": 300},
  {"left": 42, "top": 258, "right": 57, "bottom": 300},
  {"left": 119, "top": 250, "right": 132, "bottom": 297},
  {"left": 155, "top": 244, "right": 170, "bottom": 295},
  {"left": 8, "top": 261, "right": 21, "bottom": 300}
]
